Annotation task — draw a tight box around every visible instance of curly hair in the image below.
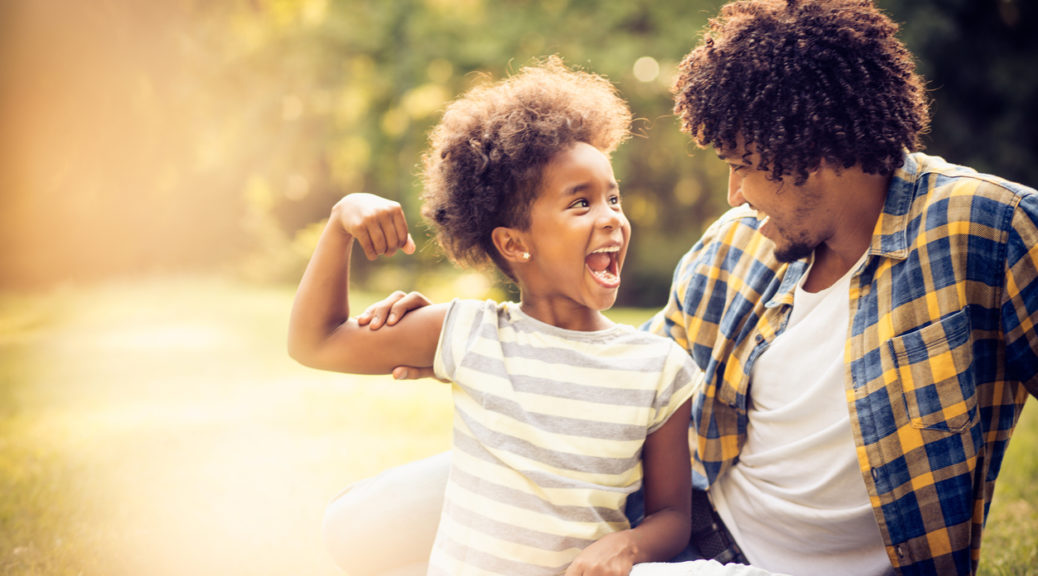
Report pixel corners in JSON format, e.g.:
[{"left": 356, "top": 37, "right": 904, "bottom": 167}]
[
  {"left": 672, "top": 0, "right": 930, "bottom": 184},
  {"left": 420, "top": 57, "right": 631, "bottom": 279}
]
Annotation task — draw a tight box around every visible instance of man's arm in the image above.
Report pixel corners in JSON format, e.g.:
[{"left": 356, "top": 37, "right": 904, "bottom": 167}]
[{"left": 1003, "top": 192, "right": 1038, "bottom": 397}]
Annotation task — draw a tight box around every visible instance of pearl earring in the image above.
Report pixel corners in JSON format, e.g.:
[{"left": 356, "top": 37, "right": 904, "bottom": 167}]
[{"left": 521, "top": 252, "right": 531, "bottom": 261}]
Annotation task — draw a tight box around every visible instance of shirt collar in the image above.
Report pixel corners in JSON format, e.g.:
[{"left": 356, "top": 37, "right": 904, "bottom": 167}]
[
  {"left": 765, "top": 259, "right": 807, "bottom": 309},
  {"left": 869, "top": 151, "right": 919, "bottom": 261}
]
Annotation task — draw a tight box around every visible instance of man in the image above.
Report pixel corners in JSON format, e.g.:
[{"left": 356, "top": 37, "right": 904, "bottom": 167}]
[{"left": 319, "top": 1, "right": 1038, "bottom": 574}]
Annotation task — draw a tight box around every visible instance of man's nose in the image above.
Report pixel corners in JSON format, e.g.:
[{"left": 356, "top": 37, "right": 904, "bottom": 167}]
[{"left": 727, "top": 168, "right": 745, "bottom": 207}]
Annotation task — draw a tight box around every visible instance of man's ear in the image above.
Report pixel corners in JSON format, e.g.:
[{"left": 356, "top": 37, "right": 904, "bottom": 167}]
[{"left": 491, "top": 226, "right": 531, "bottom": 264}]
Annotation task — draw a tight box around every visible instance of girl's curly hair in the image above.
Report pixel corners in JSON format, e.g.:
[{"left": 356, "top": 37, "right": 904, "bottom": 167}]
[
  {"left": 420, "top": 57, "right": 631, "bottom": 279},
  {"left": 672, "top": 0, "right": 929, "bottom": 184}
]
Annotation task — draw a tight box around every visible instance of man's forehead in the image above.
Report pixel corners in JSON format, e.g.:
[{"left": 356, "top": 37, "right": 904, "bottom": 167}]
[
  {"left": 714, "top": 134, "right": 752, "bottom": 160},
  {"left": 716, "top": 145, "right": 752, "bottom": 162}
]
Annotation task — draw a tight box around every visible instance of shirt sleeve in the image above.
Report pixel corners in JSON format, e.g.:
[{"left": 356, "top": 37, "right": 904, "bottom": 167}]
[
  {"left": 642, "top": 205, "right": 759, "bottom": 371},
  {"left": 644, "top": 248, "right": 696, "bottom": 350},
  {"left": 647, "top": 343, "right": 701, "bottom": 434},
  {"left": 433, "top": 299, "right": 484, "bottom": 382},
  {"left": 1002, "top": 192, "right": 1038, "bottom": 396}
]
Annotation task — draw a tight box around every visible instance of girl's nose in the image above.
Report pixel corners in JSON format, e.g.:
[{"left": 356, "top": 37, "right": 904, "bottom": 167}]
[{"left": 598, "top": 203, "right": 625, "bottom": 230}]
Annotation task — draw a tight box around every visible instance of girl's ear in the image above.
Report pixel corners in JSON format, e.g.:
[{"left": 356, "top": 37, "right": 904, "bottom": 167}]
[{"left": 491, "top": 226, "right": 531, "bottom": 264}]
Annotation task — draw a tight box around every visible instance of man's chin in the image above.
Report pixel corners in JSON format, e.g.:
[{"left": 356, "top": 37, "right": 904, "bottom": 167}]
[{"left": 774, "top": 242, "right": 814, "bottom": 263}]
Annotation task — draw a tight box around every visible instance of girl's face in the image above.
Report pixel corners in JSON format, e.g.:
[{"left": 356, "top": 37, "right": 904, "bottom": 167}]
[{"left": 516, "top": 141, "right": 630, "bottom": 321}]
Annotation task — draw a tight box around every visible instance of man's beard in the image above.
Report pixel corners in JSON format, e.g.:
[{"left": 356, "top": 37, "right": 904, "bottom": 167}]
[{"left": 773, "top": 239, "right": 815, "bottom": 263}]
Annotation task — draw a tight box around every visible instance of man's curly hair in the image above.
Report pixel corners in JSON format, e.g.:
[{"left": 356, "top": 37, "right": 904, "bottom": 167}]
[
  {"left": 420, "top": 57, "right": 631, "bottom": 279},
  {"left": 672, "top": 0, "right": 930, "bottom": 184}
]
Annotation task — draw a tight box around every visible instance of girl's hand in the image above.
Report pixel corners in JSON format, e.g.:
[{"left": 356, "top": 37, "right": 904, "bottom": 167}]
[
  {"left": 334, "top": 193, "right": 416, "bottom": 260},
  {"left": 565, "top": 530, "right": 639, "bottom": 576}
]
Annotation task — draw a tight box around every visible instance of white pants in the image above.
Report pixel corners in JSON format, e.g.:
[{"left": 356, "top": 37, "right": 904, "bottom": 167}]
[{"left": 323, "top": 452, "right": 449, "bottom": 576}]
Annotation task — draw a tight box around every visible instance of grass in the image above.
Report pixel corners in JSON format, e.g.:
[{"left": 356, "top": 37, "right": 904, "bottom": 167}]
[
  {"left": 0, "top": 276, "right": 453, "bottom": 576},
  {"left": 0, "top": 276, "right": 1035, "bottom": 575}
]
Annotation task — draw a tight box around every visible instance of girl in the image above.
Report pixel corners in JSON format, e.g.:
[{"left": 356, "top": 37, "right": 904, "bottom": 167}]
[{"left": 289, "top": 58, "right": 695, "bottom": 576}]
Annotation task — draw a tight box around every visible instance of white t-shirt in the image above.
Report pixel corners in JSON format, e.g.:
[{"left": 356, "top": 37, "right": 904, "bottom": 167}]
[{"left": 711, "top": 253, "right": 893, "bottom": 576}]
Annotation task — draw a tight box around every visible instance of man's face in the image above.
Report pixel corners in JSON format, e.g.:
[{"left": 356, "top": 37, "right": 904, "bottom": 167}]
[{"left": 717, "top": 142, "right": 833, "bottom": 263}]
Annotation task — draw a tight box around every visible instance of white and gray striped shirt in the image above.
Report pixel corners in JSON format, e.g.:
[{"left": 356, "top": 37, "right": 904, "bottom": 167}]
[{"left": 429, "top": 299, "right": 698, "bottom": 576}]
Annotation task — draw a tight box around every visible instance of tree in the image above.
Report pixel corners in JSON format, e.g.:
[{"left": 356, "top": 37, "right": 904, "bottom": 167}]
[{"left": 877, "top": 0, "right": 1038, "bottom": 186}]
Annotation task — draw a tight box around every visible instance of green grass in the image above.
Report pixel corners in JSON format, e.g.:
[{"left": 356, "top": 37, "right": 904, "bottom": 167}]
[
  {"left": 0, "top": 276, "right": 1035, "bottom": 575},
  {"left": 0, "top": 276, "right": 453, "bottom": 576}
]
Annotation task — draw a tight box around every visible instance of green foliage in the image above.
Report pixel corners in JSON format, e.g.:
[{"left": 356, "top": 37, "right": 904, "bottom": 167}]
[
  {"left": 0, "top": 0, "right": 731, "bottom": 302},
  {"left": 220, "top": 0, "right": 734, "bottom": 301},
  {"left": 875, "top": 0, "right": 1038, "bottom": 187}
]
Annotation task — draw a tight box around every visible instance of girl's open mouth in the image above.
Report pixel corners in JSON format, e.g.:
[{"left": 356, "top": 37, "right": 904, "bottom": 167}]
[{"left": 586, "top": 246, "right": 621, "bottom": 288}]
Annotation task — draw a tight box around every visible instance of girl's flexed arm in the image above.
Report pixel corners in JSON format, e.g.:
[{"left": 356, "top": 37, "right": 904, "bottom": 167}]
[{"left": 288, "top": 193, "right": 447, "bottom": 375}]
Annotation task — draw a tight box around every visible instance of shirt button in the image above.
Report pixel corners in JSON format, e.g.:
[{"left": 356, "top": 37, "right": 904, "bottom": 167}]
[
  {"left": 896, "top": 545, "right": 905, "bottom": 558},
  {"left": 755, "top": 334, "right": 764, "bottom": 343}
]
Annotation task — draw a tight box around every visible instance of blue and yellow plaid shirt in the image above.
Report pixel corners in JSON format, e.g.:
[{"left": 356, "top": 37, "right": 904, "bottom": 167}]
[{"left": 647, "top": 152, "right": 1038, "bottom": 575}]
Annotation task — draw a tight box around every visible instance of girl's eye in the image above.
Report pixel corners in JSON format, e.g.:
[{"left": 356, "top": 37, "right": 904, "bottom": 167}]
[
  {"left": 609, "top": 195, "right": 621, "bottom": 205},
  {"left": 570, "top": 199, "right": 589, "bottom": 209}
]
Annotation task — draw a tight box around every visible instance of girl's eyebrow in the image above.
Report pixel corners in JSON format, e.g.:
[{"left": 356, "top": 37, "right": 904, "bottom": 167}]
[{"left": 567, "top": 180, "right": 619, "bottom": 195}]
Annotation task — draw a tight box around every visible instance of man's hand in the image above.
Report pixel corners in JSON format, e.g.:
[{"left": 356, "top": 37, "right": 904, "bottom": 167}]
[
  {"left": 356, "top": 289, "right": 440, "bottom": 380},
  {"left": 356, "top": 290, "right": 432, "bottom": 329}
]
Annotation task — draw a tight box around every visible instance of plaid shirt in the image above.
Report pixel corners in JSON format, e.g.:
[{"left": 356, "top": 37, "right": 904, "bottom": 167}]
[{"left": 647, "top": 152, "right": 1038, "bottom": 575}]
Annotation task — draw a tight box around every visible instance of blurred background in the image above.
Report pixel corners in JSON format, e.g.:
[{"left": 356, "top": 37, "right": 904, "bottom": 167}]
[
  {"left": 2, "top": 0, "right": 1035, "bottom": 303},
  {"left": 1, "top": 1, "right": 1036, "bottom": 575}
]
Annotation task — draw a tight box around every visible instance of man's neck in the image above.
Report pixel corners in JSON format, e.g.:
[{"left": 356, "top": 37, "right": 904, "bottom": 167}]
[{"left": 803, "top": 169, "right": 890, "bottom": 293}]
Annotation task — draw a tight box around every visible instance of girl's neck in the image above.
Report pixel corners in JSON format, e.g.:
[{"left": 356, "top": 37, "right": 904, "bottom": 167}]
[{"left": 518, "top": 298, "right": 615, "bottom": 332}]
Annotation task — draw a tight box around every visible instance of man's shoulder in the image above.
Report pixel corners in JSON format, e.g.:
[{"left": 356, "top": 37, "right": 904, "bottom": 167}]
[
  {"left": 882, "top": 153, "right": 1038, "bottom": 241},
  {"left": 905, "top": 152, "right": 1036, "bottom": 203},
  {"left": 675, "top": 205, "right": 784, "bottom": 280},
  {"left": 705, "top": 204, "right": 761, "bottom": 235}
]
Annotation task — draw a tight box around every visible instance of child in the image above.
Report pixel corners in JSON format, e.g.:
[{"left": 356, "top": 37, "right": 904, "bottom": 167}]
[{"left": 288, "top": 58, "right": 696, "bottom": 576}]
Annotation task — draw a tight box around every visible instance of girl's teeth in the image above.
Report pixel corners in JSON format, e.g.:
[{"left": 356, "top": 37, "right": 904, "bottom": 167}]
[{"left": 591, "top": 268, "right": 618, "bottom": 283}]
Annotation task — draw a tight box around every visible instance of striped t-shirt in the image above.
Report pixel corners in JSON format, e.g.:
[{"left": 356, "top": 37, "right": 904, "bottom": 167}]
[{"left": 429, "top": 299, "right": 698, "bottom": 576}]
